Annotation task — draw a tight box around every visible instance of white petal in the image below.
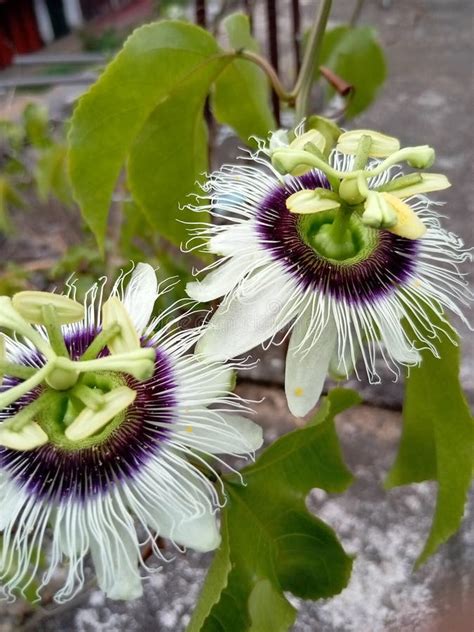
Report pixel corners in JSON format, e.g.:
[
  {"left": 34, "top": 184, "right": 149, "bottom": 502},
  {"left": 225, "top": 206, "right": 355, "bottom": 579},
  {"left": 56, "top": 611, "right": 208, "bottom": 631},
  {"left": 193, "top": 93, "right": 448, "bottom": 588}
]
[
  {"left": 169, "top": 509, "right": 220, "bottom": 552},
  {"left": 123, "top": 263, "right": 158, "bottom": 334},
  {"left": 208, "top": 223, "right": 257, "bottom": 256},
  {"left": 196, "top": 272, "right": 298, "bottom": 361},
  {"left": 285, "top": 311, "right": 338, "bottom": 417},
  {"left": 176, "top": 409, "right": 263, "bottom": 454},
  {"left": 379, "top": 316, "right": 421, "bottom": 365},
  {"left": 174, "top": 356, "right": 235, "bottom": 406},
  {"left": 89, "top": 515, "right": 142, "bottom": 600},
  {"left": 138, "top": 460, "right": 220, "bottom": 552},
  {"left": 186, "top": 255, "right": 257, "bottom": 303}
]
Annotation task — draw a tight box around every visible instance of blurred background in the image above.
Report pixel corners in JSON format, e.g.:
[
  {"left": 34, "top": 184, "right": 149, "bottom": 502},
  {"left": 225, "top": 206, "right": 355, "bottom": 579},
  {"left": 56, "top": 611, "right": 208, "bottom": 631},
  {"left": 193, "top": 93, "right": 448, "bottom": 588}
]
[{"left": 0, "top": 1, "right": 473, "bottom": 630}]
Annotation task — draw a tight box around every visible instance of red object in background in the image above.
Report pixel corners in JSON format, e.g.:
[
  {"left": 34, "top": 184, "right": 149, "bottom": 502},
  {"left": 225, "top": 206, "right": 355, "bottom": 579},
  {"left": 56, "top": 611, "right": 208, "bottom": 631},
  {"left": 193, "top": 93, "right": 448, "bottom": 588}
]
[{"left": 0, "top": 0, "right": 43, "bottom": 69}]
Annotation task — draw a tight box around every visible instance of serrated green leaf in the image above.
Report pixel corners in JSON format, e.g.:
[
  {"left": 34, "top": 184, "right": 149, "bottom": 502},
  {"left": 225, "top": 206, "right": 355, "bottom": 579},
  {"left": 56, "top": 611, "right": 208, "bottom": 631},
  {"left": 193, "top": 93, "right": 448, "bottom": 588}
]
[
  {"left": 193, "top": 388, "right": 360, "bottom": 632},
  {"left": 128, "top": 55, "right": 231, "bottom": 247},
  {"left": 386, "top": 316, "right": 474, "bottom": 566},
  {"left": 211, "top": 13, "right": 275, "bottom": 144},
  {"left": 318, "top": 26, "right": 386, "bottom": 118},
  {"left": 68, "top": 21, "right": 221, "bottom": 253}
]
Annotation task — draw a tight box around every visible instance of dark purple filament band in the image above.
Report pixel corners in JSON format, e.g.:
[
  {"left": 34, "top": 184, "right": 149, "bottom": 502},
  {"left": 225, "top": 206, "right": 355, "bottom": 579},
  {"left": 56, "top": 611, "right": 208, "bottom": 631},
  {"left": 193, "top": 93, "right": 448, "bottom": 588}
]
[
  {"left": 0, "top": 328, "right": 176, "bottom": 502},
  {"left": 256, "top": 170, "right": 418, "bottom": 304}
]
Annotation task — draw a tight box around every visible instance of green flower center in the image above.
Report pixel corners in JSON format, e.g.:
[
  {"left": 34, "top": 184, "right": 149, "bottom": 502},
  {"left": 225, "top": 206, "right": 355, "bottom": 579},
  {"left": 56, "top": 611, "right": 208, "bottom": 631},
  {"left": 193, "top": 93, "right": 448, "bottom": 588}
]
[
  {"left": 298, "top": 209, "right": 379, "bottom": 264},
  {"left": 34, "top": 372, "right": 129, "bottom": 451}
]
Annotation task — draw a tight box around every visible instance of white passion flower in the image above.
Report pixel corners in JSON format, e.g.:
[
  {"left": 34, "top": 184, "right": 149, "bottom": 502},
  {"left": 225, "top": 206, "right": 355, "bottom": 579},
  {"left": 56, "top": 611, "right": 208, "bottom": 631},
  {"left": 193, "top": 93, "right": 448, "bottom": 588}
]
[
  {"left": 0, "top": 264, "right": 262, "bottom": 602},
  {"left": 185, "top": 129, "right": 472, "bottom": 417}
]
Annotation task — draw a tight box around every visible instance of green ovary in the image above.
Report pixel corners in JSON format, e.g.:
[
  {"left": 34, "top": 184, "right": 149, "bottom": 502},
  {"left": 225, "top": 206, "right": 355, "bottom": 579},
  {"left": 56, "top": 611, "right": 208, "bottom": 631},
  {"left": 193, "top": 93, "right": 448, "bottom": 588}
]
[
  {"left": 35, "top": 371, "right": 128, "bottom": 452},
  {"left": 297, "top": 209, "right": 379, "bottom": 264}
]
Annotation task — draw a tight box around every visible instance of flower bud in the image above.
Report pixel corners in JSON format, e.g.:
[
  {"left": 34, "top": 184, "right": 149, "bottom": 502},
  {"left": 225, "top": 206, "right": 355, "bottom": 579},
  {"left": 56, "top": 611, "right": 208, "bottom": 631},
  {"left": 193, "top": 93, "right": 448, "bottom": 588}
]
[
  {"left": 337, "top": 130, "right": 400, "bottom": 157},
  {"left": 0, "top": 421, "right": 48, "bottom": 451},
  {"left": 382, "top": 193, "right": 427, "bottom": 239},
  {"left": 362, "top": 192, "right": 397, "bottom": 229},
  {"left": 404, "top": 145, "right": 435, "bottom": 169},
  {"left": 12, "top": 291, "right": 84, "bottom": 325},
  {"left": 102, "top": 296, "right": 140, "bottom": 355},
  {"left": 286, "top": 189, "right": 340, "bottom": 214},
  {"left": 65, "top": 385, "right": 137, "bottom": 441}
]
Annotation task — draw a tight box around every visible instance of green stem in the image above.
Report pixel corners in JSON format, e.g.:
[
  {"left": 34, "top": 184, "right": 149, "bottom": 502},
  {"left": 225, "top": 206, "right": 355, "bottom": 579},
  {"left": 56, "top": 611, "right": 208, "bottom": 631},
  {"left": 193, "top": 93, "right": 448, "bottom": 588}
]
[
  {"left": 8, "top": 390, "right": 56, "bottom": 432},
  {"left": 0, "top": 362, "right": 53, "bottom": 411},
  {"left": 350, "top": 0, "right": 365, "bottom": 26},
  {"left": 72, "top": 384, "right": 105, "bottom": 411},
  {"left": 64, "top": 348, "right": 154, "bottom": 374},
  {"left": 329, "top": 208, "right": 352, "bottom": 242},
  {"left": 294, "top": 0, "right": 333, "bottom": 123},
  {"left": 42, "top": 304, "right": 69, "bottom": 357},
  {"left": 0, "top": 362, "right": 37, "bottom": 380},
  {"left": 80, "top": 323, "right": 121, "bottom": 361},
  {"left": 235, "top": 49, "right": 294, "bottom": 104}
]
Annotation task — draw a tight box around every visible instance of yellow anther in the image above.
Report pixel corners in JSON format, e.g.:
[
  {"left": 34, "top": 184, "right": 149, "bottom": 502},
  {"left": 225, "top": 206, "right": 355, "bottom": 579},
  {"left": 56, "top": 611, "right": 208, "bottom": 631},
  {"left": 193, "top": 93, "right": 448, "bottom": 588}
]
[
  {"left": 185, "top": 426, "right": 193, "bottom": 433},
  {"left": 286, "top": 189, "right": 340, "bottom": 215},
  {"left": 294, "top": 387, "right": 304, "bottom": 397},
  {"left": 102, "top": 296, "right": 140, "bottom": 355},
  {"left": 337, "top": 129, "right": 400, "bottom": 157},
  {"left": 12, "top": 292, "right": 84, "bottom": 325},
  {"left": 382, "top": 193, "right": 427, "bottom": 240},
  {"left": 0, "top": 422, "right": 48, "bottom": 451},
  {"left": 65, "top": 386, "right": 136, "bottom": 441}
]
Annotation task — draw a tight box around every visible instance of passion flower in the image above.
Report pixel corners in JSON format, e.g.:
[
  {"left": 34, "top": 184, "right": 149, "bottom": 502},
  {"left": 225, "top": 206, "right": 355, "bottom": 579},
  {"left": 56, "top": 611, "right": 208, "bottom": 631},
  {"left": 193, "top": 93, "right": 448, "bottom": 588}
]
[
  {"left": 0, "top": 264, "right": 262, "bottom": 601},
  {"left": 185, "top": 129, "right": 471, "bottom": 417}
]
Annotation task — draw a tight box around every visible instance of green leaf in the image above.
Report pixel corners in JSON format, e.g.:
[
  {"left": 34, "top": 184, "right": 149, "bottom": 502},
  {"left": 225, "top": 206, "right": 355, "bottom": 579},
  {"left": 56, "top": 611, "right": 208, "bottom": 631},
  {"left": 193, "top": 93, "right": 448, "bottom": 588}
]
[
  {"left": 35, "top": 144, "right": 73, "bottom": 206},
  {"left": 193, "top": 388, "right": 360, "bottom": 632},
  {"left": 211, "top": 13, "right": 275, "bottom": 144},
  {"left": 386, "top": 317, "right": 474, "bottom": 566},
  {"left": 22, "top": 102, "right": 52, "bottom": 149},
  {"left": 186, "top": 510, "right": 232, "bottom": 632},
  {"left": 318, "top": 26, "right": 386, "bottom": 118},
  {"left": 248, "top": 580, "right": 295, "bottom": 632},
  {"left": 128, "top": 56, "right": 231, "bottom": 247},
  {"left": 68, "top": 21, "right": 222, "bottom": 253}
]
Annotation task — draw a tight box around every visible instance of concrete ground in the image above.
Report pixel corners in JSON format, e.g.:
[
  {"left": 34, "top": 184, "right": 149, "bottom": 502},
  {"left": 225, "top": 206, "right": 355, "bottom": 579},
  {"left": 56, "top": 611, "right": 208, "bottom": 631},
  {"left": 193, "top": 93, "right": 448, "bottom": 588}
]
[{"left": 0, "top": 1, "right": 473, "bottom": 631}]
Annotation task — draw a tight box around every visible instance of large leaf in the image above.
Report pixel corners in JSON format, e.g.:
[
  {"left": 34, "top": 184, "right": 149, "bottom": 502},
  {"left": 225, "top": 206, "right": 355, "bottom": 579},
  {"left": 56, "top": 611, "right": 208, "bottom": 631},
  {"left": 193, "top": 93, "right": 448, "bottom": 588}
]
[
  {"left": 191, "top": 388, "right": 360, "bottom": 632},
  {"left": 128, "top": 56, "right": 231, "bottom": 245},
  {"left": 211, "top": 13, "right": 275, "bottom": 144},
  {"left": 318, "top": 25, "right": 386, "bottom": 118},
  {"left": 386, "top": 317, "right": 474, "bottom": 566},
  {"left": 68, "top": 21, "right": 221, "bottom": 252}
]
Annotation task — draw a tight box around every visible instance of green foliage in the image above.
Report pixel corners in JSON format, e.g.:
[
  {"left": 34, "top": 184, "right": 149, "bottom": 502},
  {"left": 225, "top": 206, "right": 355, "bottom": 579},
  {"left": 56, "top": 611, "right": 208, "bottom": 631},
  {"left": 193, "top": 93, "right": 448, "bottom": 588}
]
[
  {"left": 69, "top": 21, "right": 224, "bottom": 254},
  {"left": 189, "top": 388, "right": 360, "bottom": 632},
  {"left": 211, "top": 13, "right": 275, "bottom": 144},
  {"left": 318, "top": 25, "right": 386, "bottom": 118},
  {"left": 386, "top": 316, "right": 474, "bottom": 566},
  {"left": 128, "top": 56, "right": 230, "bottom": 246},
  {"left": 22, "top": 103, "right": 51, "bottom": 149},
  {"left": 35, "top": 144, "right": 73, "bottom": 206},
  {"left": 0, "top": 103, "right": 73, "bottom": 236}
]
